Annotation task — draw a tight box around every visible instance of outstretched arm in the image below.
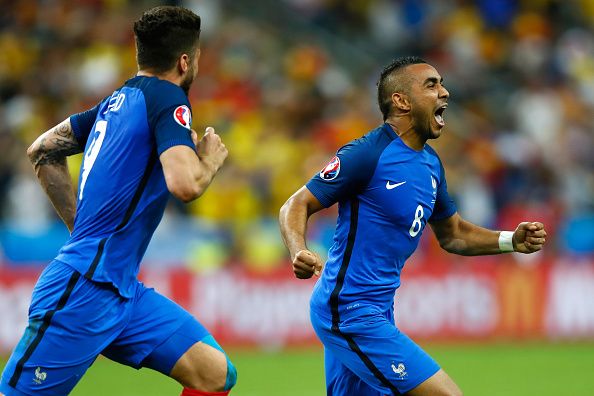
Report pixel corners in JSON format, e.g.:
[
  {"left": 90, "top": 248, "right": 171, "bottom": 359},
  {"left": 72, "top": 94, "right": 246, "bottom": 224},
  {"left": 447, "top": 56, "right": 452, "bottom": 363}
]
[
  {"left": 430, "top": 213, "right": 547, "bottom": 256},
  {"left": 279, "top": 186, "right": 325, "bottom": 279},
  {"left": 27, "top": 118, "right": 82, "bottom": 233}
]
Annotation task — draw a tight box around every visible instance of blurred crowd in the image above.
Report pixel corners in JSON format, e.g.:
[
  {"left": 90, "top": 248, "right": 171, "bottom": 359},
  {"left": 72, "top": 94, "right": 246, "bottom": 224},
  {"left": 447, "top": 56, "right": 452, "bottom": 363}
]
[{"left": 0, "top": 0, "right": 593, "bottom": 271}]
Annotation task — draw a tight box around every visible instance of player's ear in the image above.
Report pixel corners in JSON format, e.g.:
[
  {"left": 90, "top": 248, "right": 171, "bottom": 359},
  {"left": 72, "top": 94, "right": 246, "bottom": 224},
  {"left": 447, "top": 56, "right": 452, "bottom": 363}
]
[
  {"left": 392, "top": 92, "right": 411, "bottom": 112},
  {"left": 178, "top": 53, "right": 190, "bottom": 74}
]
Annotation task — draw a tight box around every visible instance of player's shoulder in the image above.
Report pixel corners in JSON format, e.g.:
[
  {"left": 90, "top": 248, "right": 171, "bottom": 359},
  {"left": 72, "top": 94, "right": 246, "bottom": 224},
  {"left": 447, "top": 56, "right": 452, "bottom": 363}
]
[
  {"left": 338, "top": 123, "right": 395, "bottom": 158},
  {"left": 423, "top": 143, "right": 438, "bottom": 156},
  {"left": 125, "top": 76, "right": 189, "bottom": 107},
  {"left": 423, "top": 143, "right": 447, "bottom": 177},
  {"left": 423, "top": 143, "right": 443, "bottom": 161}
]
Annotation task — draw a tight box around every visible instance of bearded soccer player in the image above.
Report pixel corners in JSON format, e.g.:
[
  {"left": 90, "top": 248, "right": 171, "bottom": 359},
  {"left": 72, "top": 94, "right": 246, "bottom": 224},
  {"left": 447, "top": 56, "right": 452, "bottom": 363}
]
[
  {"left": 279, "top": 57, "right": 547, "bottom": 396},
  {"left": 0, "top": 7, "right": 237, "bottom": 396}
]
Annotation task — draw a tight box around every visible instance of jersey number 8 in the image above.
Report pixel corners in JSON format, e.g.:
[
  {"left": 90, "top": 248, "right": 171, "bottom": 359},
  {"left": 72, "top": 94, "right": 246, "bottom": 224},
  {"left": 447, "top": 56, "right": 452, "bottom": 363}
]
[{"left": 409, "top": 204, "right": 424, "bottom": 237}]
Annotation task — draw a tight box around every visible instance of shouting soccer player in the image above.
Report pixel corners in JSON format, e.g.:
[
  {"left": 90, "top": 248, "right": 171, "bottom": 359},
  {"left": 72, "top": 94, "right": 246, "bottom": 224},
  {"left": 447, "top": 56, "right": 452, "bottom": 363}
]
[
  {"left": 0, "top": 7, "right": 237, "bottom": 396},
  {"left": 279, "top": 57, "right": 547, "bottom": 396}
]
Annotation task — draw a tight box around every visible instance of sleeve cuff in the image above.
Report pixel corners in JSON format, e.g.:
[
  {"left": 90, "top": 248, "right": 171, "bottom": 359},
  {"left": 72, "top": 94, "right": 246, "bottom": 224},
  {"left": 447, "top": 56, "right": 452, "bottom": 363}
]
[
  {"left": 157, "top": 139, "right": 196, "bottom": 156},
  {"left": 429, "top": 208, "right": 457, "bottom": 223},
  {"left": 69, "top": 115, "right": 84, "bottom": 147},
  {"left": 305, "top": 182, "right": 334, "bottom": 208}
]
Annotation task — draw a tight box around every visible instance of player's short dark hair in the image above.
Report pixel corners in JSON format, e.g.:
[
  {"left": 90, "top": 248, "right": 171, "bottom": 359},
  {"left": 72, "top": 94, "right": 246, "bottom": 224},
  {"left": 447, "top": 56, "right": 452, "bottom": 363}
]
[
  {"left": 133, "top": 6, "right": 201, "bottom": 73},
  {"left": 377, "top": 56, "right": 427, "bottom": 121}
]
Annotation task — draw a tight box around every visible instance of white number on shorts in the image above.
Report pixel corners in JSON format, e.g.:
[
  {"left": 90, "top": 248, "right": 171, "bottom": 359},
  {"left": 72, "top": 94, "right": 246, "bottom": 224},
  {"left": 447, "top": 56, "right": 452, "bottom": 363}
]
[
  {"left": 409, "top": 204, "right": 424, "bottom": 237},
  {"left": 79, "top": 120, "right": 107, "bottom": 200}
]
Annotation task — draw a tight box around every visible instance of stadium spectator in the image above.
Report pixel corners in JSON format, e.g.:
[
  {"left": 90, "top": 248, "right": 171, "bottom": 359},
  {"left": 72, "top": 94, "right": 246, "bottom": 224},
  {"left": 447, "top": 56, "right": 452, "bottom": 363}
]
[{"left": 0, "top": 0, "right": 592, "bottom": 268}]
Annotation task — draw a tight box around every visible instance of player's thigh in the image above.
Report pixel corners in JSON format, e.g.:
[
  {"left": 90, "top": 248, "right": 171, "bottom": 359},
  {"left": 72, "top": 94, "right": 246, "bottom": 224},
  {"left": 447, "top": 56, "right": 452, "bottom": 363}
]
[
  {"left": 405, "top": 369, "right": 462, "bottom": 396},
  {"left": 103, "top": 286, "right": 235, "bottom": 390},
  {"left": 312, "top": 306, "right": 441, "bottom": 395},
  {"left": 0, "top": 261, "right": 128, "bottom": 396},
  {"left": 102, "top": 285, "right": 203, "bottom": 373}
]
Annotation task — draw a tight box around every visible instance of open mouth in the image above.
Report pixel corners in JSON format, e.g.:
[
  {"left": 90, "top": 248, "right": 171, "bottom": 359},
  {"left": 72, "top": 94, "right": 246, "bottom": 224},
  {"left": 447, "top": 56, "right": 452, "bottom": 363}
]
[{"left": 434, "top": 104, "right": 447, "bottom": 127}]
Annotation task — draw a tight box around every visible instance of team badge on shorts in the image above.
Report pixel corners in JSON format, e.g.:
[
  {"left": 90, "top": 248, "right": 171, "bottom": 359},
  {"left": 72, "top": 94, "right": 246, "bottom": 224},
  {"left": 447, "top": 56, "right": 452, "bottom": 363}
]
[
  {"left": 173, "top": 105, "right": 191, "bottom": 130},
  {"left": 319, "top": 156, "right": 341, "bottom": 181},
  {"left": 33, "top": 367, "right": 47, "bottom": 384},
  {"left": 391, "top": 362, "right": 408, "bottom": 380}
]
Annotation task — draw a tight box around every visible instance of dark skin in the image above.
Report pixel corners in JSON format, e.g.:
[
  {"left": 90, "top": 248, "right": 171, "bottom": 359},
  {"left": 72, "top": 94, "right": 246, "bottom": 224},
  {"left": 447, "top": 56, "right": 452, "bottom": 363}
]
[
  {"left": 280, "top": 63, "right": 547, "bottom": 278},
  {"left": 279, "top": 62, "right": 547, "bottom": 394},
  {"left": 387, "top": 63, "right": 449, "bottom": 149}
]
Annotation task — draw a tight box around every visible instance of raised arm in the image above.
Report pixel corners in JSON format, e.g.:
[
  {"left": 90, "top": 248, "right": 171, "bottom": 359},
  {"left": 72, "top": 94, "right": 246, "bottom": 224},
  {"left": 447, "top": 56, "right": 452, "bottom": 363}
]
[
  {"left": 27, "top": 118, "right": 82, "bottom": 233},
  {"left": 159, "top": 127, "right": 227, "bottom": 203},
  {"left": 430, "top": 212, "right": 547, "bottom": 256},
  {"left": 279, "top": 186, "right": 325, "bottom": 279}
]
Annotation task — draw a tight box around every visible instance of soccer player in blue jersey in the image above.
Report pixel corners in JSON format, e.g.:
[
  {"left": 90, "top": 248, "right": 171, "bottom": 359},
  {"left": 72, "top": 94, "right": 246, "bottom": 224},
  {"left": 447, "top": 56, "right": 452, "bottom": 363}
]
[
  {"left": 0, "top": 7, "right": 237, "bottom": 396},
  {"left": 279, "top": 57, "right": 547, "bottom": 396}
]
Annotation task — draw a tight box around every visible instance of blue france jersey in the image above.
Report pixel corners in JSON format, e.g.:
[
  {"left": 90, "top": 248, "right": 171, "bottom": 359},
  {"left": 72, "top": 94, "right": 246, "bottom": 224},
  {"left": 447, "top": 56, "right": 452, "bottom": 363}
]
[
  {"left": 307, "top": 123, "right": 457, "bottom": 316},
  {"left": 55, "top": 76, "right": 195, "bottom": 298}
]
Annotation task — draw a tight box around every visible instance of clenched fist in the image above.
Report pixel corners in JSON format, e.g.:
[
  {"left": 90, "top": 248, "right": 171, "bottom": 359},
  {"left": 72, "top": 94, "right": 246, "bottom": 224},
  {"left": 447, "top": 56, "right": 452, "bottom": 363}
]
[
  {"left": 292, "top": 249, "right": 323, "bottom": 279},
  {"left": 196, "top": 126, "right": 228, "bottom": 173},
  {"left": 513, "top": 222, "right": 547, "bottom": 253}
]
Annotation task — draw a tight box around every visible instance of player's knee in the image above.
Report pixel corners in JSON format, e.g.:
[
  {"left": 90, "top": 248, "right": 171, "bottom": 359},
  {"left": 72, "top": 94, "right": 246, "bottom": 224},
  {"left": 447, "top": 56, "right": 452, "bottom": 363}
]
[
  {"left": 198, "top": 335, "right": 236, "bottom": 391},
  {"left": 201, "top": 353, "right": 235, "bottom": 392},
  {"left": 191, "top": 349, "right": 235, "bottom": 392},
  {"left": 202, "top": 351, "right": 229, "bottom": 392}
]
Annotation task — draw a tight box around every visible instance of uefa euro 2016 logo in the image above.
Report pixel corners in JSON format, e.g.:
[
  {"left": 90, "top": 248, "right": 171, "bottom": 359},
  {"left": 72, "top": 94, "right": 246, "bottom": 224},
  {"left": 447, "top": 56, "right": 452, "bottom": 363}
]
[
  {"left": 173, "top": 105, "right": 192, "bottom": 130},
  {"left": 320, "top": 156, "right": 341, "bottom": 181}
]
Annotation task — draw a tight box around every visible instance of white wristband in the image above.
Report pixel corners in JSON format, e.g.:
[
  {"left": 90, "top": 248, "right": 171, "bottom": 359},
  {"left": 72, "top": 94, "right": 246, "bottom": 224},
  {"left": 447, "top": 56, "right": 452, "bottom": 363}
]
[{"left": 498, "top": 231, "right": 515, "bottom": 253}]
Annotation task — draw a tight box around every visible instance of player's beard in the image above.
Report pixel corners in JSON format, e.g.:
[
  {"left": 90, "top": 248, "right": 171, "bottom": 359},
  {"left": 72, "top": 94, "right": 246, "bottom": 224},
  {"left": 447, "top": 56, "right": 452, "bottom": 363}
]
[
  {"left": 180, "top": 63, "right": 195, "bottom": 96},
  {"left": 411, "top": 104, "right": 441, "bottom": 140}
]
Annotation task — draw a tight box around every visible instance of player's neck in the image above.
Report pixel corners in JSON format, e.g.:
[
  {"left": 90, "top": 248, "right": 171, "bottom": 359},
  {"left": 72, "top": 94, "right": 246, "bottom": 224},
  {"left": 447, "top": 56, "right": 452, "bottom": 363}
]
[
  {"left": 137, "top": 69, "right": 183, "bottom": 87},
  {"left": 386, "top": 121, "right": 426, "bottom": 151}
]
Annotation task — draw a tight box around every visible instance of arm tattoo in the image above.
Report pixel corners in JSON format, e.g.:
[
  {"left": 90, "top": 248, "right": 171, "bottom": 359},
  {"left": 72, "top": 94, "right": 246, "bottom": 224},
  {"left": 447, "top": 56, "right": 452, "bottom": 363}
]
[
  {"left": 28, "top": 119, "right": 80, "bottom": 232},
  {"left": 30, "top": 121, "right": 83, "bottom": 168}
]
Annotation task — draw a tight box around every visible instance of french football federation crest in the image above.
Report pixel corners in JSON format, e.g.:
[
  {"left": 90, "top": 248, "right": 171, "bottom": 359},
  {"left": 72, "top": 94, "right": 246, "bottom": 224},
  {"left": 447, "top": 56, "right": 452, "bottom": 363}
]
[
  {"left": 319, "top": 156, "right": 341, "bottom": 181},
  {"left": 173, "top": 105, "right": 191, "bottom": 130},
  {"left": 33, "top": 367, "right": 47, "bottom": 384},
  {"left": 391, "top": 362, "right": 408, "bottom": 379}
]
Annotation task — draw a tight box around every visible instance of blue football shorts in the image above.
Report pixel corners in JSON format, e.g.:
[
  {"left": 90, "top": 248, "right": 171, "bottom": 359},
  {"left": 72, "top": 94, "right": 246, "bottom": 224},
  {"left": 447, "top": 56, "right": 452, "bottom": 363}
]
[
  {"left": 0, "top": 260, "right": 211, "bottom": 396},
  {"left": 310, "top": 304, "right": 440, "bottom": 396}
]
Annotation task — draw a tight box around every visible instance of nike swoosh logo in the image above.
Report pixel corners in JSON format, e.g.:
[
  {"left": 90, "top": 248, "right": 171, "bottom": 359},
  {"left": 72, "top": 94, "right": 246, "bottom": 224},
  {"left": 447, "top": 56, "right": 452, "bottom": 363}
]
[{"left": 386, "top": 181, "right": 406, "bottom": 190}]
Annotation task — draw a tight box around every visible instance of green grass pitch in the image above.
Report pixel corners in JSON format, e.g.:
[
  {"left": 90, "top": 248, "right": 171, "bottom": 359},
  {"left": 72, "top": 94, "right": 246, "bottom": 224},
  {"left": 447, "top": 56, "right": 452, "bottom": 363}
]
[{"left": 2, "top": 343, "right": 593, "bottom": 395}]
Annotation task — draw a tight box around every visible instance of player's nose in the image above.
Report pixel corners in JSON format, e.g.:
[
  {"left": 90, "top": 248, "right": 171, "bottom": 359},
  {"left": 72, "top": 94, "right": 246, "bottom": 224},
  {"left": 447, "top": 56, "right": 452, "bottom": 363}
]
[{"left": 439, "top": 85, "right": 449, "bottom": 99}]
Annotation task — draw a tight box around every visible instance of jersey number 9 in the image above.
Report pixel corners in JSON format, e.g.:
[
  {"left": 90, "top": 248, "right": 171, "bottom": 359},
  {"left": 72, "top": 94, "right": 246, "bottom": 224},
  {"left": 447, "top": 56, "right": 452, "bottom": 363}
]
[{"left": 79, "top": 120, "right": 107, "bottom": 200}]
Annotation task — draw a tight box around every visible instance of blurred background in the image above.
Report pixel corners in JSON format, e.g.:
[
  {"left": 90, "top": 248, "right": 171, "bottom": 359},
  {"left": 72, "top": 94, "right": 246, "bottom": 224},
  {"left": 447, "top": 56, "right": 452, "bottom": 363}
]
[{"left": 1, "top": 0, "right": 593, "bottom": 395}]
